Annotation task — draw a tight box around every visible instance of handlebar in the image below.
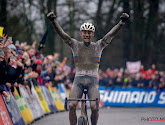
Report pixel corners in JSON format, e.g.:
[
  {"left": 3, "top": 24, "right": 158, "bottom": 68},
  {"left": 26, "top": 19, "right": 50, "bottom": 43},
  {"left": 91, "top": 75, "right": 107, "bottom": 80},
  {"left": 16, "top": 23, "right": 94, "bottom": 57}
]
[
  {"left": 67, "top": 98, "right": 97, "bottom": 101},
  {"left": 65, "top": 97, "right": 99, "bottom": 111}
]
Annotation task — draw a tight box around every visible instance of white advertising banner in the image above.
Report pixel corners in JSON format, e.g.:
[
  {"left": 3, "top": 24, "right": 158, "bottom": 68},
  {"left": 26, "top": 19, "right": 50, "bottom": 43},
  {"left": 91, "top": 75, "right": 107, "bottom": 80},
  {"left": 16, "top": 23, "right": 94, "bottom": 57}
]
[{"left": 126, "top": 61, "right": 141, "bottom": 73}]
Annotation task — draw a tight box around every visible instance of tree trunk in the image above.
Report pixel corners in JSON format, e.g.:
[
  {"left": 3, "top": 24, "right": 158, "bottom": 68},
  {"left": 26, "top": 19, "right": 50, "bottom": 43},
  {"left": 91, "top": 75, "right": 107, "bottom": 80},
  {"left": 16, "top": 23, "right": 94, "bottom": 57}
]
[
  {"left": 0, "top": 0, "right": 7, "bottom": 31},
  {"left": 122, "top": 0, "right": 131, "bottom": 61},
  {"left": 145, "top": 0, "right": 159, "bottom": 66}
]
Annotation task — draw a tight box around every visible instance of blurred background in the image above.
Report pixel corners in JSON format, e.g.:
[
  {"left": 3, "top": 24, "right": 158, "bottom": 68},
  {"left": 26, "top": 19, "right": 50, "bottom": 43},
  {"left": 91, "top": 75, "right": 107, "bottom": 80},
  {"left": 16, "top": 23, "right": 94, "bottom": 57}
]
[{"left": 0, "top": 0, "right": 165, "bottom": 70}]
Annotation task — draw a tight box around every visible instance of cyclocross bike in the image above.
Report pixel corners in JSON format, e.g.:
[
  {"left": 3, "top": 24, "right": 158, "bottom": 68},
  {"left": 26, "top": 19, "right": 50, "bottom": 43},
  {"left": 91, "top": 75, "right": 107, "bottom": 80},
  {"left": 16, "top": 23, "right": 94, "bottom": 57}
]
[{"left": 65, "top": 89, "right": 99, "bottom": 125}]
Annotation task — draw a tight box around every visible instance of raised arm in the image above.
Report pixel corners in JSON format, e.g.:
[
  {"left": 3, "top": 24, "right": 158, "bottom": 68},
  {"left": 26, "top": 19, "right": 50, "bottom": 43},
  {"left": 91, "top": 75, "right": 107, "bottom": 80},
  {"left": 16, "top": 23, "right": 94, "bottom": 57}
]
[
  {"left": 47, "top": 12, "right": 72, "bottom": 46},
  {"left": 101, "top": 13, "right": 129, "bottom": 47}
]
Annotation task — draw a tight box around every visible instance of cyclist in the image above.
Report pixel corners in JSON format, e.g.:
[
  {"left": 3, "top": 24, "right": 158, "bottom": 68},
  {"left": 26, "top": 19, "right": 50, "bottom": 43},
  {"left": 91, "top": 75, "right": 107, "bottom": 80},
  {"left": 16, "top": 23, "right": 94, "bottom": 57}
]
[{"left": 47, "top": 12, "right": 129, "bottom": 125}]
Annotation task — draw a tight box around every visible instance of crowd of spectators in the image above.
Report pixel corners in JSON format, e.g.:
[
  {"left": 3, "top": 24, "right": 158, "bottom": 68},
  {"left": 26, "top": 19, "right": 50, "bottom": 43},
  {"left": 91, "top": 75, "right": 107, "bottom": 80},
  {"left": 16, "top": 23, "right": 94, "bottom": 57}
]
[
  {"left": 0, "top": 34, "right": 76, "bottom": 102},
  {"left": 99, "top": 64, "right": 165, "bottom": 93},
  {"left": 0, "top": 34, "right": 165, "bottom": 103}
]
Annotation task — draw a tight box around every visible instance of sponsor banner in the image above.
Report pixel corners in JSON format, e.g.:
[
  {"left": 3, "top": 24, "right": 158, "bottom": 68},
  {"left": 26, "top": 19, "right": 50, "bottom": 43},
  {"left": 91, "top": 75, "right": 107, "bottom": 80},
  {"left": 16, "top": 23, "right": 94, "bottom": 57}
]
[
  {"left": 31, "top": 84, "right": 45, "bottom": 115},
  {"left": 19, "top": 85, "right": 44, "bottom": 119},
  {"left": 0, "top": 94, "right": 13, "bottom": 125},
  {"left": 40, "top": 86, "right": 57, "bottom": 112},
  {"left": 48, "top": 85, "right": 64, "bottom": 111},
  {"left": 65, "top": 89, "right": 70, "bottom": 97},
  {"left": 57, "top": 84, "right": 68, "bottom": 105},
  {"left": 35, "top": 86, "right": 50, "bottom": 113},
  {"left": 99, "top": 100, "right": 104, "bottom": 107},
  {"left": 3, "top": 86, "right": 25, "bottom": 125},
  {"left": 126, "top": 61, "right": 141, "bottom": 73},
  {"left": 14, "top": 88, "right": 33, "bottom": 124},
  {"left": 99, "top": 87, "right": 165, "bottom": 107}
]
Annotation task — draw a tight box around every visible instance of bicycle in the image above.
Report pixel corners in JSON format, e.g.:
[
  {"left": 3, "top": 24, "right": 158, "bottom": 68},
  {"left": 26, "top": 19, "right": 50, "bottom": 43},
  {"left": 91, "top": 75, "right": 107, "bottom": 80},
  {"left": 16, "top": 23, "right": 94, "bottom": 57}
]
[{"left": 65, "top": 89, "right": 99, "bottom": 125}]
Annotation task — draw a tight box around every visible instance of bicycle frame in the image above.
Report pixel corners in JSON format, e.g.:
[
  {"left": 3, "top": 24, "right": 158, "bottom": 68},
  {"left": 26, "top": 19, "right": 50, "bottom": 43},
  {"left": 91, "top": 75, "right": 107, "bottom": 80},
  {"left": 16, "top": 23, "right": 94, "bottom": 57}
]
[{"left": 65, "top": 89, "right": 99, "bottom": 125}]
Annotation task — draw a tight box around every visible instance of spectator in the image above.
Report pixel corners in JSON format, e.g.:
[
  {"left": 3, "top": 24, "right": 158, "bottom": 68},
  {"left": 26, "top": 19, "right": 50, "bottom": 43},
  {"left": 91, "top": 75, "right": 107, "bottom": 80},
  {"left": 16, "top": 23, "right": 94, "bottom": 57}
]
[
  {"left": 6, "top": 56, "right": 24, "bottom": 98},
  {"left": 54, "top": 68, "right": 64, "bottom": 87},
  {"left": 0, "top": 49, "right": 10, "bottom": 102},
  {"left": 41, "top": 64, "right": 56, "bottom": 86}
]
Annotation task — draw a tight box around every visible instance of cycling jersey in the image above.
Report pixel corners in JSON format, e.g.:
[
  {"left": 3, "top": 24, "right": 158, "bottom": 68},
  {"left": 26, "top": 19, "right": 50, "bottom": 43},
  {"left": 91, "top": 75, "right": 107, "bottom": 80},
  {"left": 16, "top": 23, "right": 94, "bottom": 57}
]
[{"left": 67, "top": 38, "right": 108, "bottom": 77}]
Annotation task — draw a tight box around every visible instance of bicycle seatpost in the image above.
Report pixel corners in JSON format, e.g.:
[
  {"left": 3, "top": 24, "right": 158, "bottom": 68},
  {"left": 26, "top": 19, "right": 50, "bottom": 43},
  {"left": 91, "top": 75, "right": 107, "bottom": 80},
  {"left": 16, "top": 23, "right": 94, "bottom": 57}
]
[{"left": 83, "top": 89, "right": 88, "bottom": 99}]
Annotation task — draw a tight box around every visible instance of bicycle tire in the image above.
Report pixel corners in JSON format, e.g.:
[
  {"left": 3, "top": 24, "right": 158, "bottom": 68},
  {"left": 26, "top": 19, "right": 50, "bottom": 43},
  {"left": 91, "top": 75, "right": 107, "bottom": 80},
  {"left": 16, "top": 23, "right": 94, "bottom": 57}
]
[
  {"left": 78, "top": 115, "right": 89, "bottom": 125},
  {"left": 78, "top": 116, "right": 84, "bottom": 125},
  {"left": 83, "top": 117, "right": 89, "bottom": 125}
]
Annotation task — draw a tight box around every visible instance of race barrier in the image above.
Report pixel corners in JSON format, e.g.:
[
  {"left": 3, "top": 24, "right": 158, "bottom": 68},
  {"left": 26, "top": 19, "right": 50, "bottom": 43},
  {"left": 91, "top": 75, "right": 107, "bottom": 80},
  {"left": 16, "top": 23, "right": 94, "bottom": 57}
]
[
  {"left": 2, "top": 86, "right": 25, "bottom": 125},
  {"left": 0, "top": 94, "right": 13, "bottom": 125},
  {"left": 35, "top": 86, "right": 51, "bottom": 113},
  {"left": 19, "top": 84, "right": 45, "bottom": 119},
  {"left": 40, "top": 85, "right": 57, "bottom": 112},
  {"left": 99, "top": 87, "right": 165, "bottom": 107},
  {"left": 14, "top": 87, "right": 33, "bottom": 124},
  {"left": 0, "top": 83, "right": 66, "bottom": 125},
  {"left": 31, "top": 83, "right": 45, "bottom": 116},
  {"left": 57, "top": 84, "right": 68, "bottom": 105},
  {"left": 48, "top": 85, "right": 64, "bottom": 111}
]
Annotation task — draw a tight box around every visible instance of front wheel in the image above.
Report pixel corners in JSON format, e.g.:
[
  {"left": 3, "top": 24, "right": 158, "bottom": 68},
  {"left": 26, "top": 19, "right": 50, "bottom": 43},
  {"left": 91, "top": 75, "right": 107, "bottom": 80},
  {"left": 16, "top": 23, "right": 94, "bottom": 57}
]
[
  {"left": 78, "top": 116, "right": 84, "bottom": 125},
  {"left": 78, "top": 116, "right": 89, "bottom": 125}
]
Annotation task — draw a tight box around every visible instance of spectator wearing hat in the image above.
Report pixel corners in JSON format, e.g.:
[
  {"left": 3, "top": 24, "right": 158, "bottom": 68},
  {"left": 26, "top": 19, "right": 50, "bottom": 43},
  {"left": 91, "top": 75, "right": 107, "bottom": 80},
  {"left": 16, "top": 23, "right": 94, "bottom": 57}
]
[
  {"left": 32, "top": 59, "right": 43, "bottom": 85},
  {"left": 34, "top": 59, "right": 43, "bottom": 75}
]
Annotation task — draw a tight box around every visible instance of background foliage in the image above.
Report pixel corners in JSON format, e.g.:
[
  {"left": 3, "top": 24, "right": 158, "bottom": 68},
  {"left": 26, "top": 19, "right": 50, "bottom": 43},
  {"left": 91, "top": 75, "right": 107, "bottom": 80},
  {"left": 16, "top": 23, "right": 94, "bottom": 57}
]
[{"left": 0, "top": 0, "right": 165, "bottom": 70}]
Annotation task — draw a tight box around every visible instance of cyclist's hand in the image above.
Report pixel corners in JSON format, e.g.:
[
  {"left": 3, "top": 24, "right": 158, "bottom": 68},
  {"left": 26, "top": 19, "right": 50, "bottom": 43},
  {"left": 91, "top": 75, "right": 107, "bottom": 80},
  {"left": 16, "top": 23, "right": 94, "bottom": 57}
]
[
  {"left": 47, "top": 12, "right": 56, "bottom": 22},
  {"left": 120, "top": 13, "right": 129, "bottom": 23}
]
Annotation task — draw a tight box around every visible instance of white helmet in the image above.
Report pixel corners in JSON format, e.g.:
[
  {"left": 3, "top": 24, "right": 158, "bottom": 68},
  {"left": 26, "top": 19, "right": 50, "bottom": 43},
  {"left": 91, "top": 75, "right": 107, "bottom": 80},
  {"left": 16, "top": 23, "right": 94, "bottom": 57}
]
[{"left": 80, "top": 22, "right": 95, "bottom": 32}]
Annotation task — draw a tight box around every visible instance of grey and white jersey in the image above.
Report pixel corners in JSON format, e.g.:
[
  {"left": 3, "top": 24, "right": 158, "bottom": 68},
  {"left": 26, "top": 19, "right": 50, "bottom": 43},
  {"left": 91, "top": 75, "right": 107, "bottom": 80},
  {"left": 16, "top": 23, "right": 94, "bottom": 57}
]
[{"left": 68, "top": 38, "right": 108, "bottom": 77}]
